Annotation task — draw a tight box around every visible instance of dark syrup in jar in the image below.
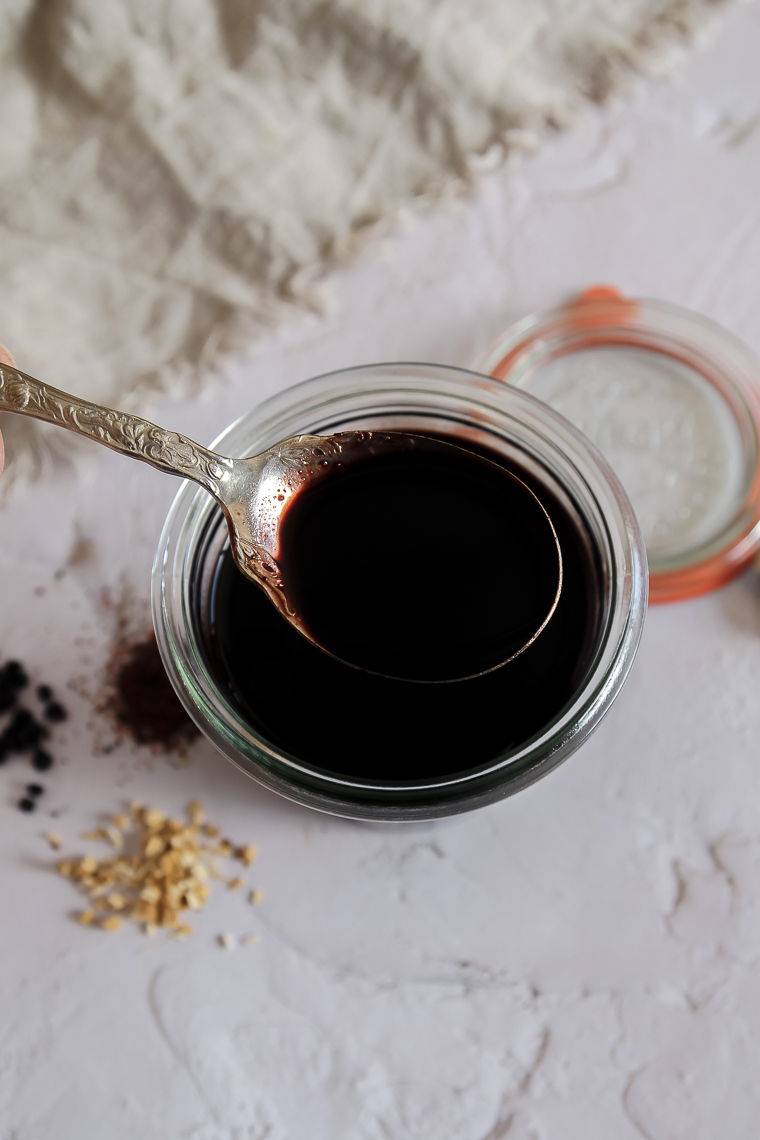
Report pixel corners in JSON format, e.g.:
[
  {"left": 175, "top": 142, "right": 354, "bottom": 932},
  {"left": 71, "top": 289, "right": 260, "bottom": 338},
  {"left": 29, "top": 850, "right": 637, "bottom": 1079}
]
[
  {"left": 276, "top": 437, "right": 561, "bottom": 683},
  {"left": 206, "top": 437, "right": 601, "bottom": 781}
]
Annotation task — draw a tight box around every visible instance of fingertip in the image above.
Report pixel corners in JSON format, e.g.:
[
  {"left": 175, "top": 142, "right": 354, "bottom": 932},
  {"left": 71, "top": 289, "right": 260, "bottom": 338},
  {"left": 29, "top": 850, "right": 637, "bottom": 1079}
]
[
  {"left": 0, "top": 342, "right": 16, "bottom": 368},
  {"left": 0, "top": 342, "right": 15, "bottom": 478},
  {"left": 0, "top": 343, "right": 13, "bottom": 476}
]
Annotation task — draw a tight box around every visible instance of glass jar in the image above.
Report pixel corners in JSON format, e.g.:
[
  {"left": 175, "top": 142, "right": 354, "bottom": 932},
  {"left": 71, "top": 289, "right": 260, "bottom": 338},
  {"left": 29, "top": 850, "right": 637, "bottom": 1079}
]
[
  {"left": 475, "top": 287, "right": 760, "bottom": 602},
  {"left": 152, "top": 363, "right": 647, "bottom": 821}
]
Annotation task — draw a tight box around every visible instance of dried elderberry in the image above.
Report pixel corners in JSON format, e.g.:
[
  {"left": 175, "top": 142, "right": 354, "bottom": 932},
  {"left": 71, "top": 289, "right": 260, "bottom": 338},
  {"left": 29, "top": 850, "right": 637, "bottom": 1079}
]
[
  {"left": 32, "top": 749, "right": 53, "bottom": 772},
  {"left": 0, "top": 659, "right": 63, "bottom": 789},
  {"left": 2, "top": 708, "right": 47, "bottom": 753},
  {"left": 3, "top": 661, "right": 29, "bottom": 692}
]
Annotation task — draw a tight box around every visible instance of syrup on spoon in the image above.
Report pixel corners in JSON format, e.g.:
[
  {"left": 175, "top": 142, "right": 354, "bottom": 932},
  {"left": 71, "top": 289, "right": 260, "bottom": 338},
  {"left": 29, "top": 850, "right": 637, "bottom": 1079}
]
[{"left": 0, "top": 361, "right": 562, "bottom": 682}]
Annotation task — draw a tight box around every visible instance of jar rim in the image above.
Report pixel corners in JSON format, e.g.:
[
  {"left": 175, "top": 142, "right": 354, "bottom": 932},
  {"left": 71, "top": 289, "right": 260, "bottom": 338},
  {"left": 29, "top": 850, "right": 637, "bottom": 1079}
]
[
  {"left": 152, "top": 362, "right": 647, "bottom": 820},
  {"left": 474, "top": 289, "right": 760, "bottom": 603}
]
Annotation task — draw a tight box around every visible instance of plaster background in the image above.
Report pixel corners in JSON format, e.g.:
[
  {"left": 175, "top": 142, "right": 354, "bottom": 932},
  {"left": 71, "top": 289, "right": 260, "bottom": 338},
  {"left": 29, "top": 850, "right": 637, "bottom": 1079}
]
[{"left": 3, "top": 4, "right": 760, "bottom": 1136}]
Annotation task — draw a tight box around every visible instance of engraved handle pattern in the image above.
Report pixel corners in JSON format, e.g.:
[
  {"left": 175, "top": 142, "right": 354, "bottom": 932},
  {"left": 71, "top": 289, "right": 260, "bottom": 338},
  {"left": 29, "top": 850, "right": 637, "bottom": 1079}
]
[
  {"left": 0, "top": 364, "right": 232, "bottom": 496},
  {"left": 231, "top": 532, "right": 296, "bottom": 617}
]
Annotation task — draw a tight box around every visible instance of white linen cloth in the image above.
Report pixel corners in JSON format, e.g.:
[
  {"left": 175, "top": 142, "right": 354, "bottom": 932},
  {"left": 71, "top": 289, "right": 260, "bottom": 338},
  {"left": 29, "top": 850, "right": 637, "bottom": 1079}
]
[{"left": 0, "top": 0, "right": 726, "bottom": 483}]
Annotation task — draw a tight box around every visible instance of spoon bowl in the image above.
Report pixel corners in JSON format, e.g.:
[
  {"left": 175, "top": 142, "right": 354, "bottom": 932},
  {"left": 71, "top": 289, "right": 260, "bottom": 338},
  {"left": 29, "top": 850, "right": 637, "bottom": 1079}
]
[{"left": 0, "top": 362, "right": 561, "bottom": 681}]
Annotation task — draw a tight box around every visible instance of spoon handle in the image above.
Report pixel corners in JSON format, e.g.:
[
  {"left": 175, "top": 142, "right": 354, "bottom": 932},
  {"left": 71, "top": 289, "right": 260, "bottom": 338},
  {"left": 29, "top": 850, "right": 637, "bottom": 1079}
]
[{"left": 0, "top": 363, "right": 233, "bottom": 496}]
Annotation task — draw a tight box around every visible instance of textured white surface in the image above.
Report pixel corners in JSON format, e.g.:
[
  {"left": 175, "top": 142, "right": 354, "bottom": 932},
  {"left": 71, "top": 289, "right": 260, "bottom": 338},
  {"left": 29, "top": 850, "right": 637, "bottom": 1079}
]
[{"left": 3, "top": 4, "right": 760, "bottom": 1136}]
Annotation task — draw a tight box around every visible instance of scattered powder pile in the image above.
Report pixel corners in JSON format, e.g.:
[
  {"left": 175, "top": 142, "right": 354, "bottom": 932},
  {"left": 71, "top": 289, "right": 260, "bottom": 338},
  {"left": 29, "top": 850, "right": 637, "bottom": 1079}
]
[
  {"left": 57, "top": 800, "right": 258, "bottom": 938},
  {"left": 107, "top": 631, "right": 199, "bottom": 752}
]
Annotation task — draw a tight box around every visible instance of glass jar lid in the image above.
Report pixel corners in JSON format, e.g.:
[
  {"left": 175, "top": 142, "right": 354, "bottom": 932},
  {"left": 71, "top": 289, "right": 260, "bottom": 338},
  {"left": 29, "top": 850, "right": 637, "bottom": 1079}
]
[{"left": 475, "top": 286, "right": 760, "bottom": 603}]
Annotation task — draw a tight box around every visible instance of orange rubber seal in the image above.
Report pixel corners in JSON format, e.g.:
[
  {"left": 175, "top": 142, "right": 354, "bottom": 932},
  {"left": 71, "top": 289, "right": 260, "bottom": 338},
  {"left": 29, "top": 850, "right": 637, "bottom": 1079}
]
[{"left": 480, "top": 286, "right": 760, "bottom": 605}]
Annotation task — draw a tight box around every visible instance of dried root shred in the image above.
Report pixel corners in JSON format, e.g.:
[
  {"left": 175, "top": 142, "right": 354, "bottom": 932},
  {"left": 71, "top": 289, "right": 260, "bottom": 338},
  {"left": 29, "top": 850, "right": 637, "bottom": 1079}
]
[
  {"left": 238, "top": 845, "right": 258, "bottom": 867},
  {"left": 57, "top": 800, "right": 258, "bottom": 938}
]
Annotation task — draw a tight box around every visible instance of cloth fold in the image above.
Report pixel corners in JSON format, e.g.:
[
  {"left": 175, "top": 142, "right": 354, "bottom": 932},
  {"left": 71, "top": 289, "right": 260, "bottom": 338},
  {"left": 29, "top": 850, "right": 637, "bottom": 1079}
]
[{"left": 0, "top": 0, "right": 725, "bottom": 485}]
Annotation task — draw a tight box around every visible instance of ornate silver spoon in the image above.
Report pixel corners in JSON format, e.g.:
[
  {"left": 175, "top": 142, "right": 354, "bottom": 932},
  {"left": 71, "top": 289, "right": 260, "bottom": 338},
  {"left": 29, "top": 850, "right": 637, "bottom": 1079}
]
[{"left": 0, "top": 361, "right": 562, "bottom": 682}]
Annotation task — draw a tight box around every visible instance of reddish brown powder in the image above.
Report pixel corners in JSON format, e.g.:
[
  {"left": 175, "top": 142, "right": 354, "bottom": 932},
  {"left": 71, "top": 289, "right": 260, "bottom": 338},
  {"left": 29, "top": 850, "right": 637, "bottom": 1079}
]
[{"left": 111, "top": 631, "right": 199, "bottom": 751}]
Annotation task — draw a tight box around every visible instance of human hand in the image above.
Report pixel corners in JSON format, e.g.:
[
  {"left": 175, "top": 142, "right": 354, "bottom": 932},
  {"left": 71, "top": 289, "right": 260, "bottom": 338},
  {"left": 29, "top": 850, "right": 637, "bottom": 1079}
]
[{"left": 0, "top": 342, "right": 16, "bottom": 476}]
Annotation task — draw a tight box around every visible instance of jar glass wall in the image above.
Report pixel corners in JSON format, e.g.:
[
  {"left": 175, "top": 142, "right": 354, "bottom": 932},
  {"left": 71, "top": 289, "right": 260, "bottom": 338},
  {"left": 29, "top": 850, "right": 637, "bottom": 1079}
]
[{"left": 152, "top": 363, "right": 647, "bottom": 820}]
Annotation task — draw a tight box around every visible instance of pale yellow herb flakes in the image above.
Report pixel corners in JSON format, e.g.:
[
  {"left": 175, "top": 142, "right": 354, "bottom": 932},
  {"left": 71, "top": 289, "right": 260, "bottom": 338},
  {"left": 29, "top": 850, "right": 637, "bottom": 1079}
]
[
  {"left": 187, "top": 801, "right": 204, "bottom": 825},
  {"left": 237, "top": 845, "right": 258, "bottom": 867},
  {"left": 56, "top": 800, "right": 259, "bottom": 942},
  {"left": 143, "top": 835, "right": 164, "bottom": 858},
  {"left": 107, "top": 827, "right": 125, "bottom": 849}
]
